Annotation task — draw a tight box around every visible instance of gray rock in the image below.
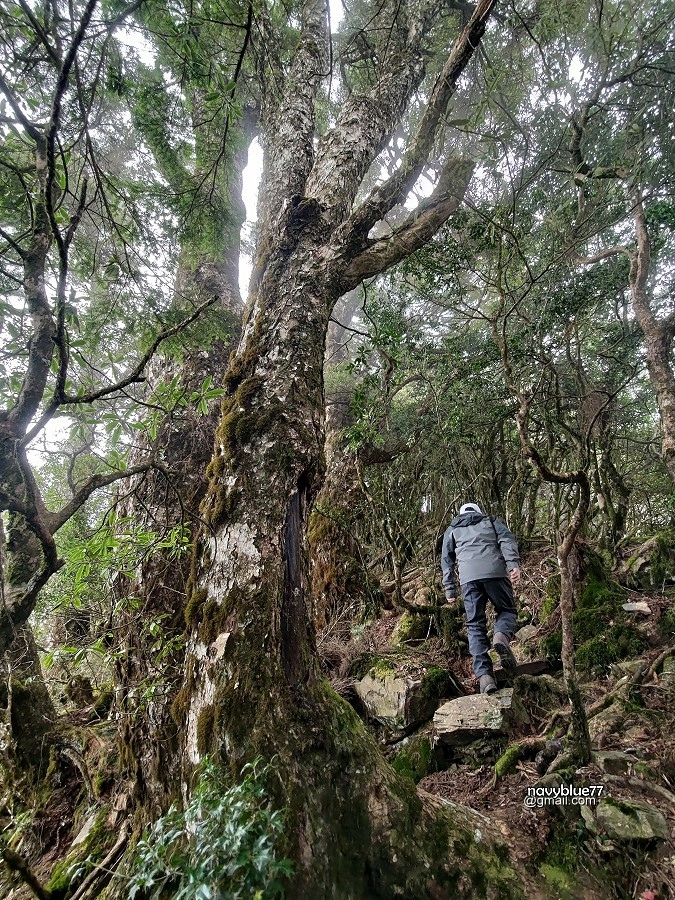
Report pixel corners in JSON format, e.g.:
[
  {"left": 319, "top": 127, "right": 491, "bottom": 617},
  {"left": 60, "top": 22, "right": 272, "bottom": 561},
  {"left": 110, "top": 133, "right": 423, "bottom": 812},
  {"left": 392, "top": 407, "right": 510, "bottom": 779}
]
[
  {"left": 588, "top": 704, "right": 624, "bottom": 744},
  {"left": 433, "top": 689, "right": 530, "bottom": 746},
  {"left": 515, "top": 625, "right": 539, "bottom": 644},
  {"left": 515, "top": 624, "right": 539, "bottom": 642},
  {"left": 581, "top": 798, "right": 669, "bottom": 842},
  {"left": 355, "top": 672, "right": 435, "bottom": 729},
  {"left": 591, "top": 751, "right": 639, "bottom": 775},
  {"left": 622, "top": 601, "right": 651, "bottom": 615}
]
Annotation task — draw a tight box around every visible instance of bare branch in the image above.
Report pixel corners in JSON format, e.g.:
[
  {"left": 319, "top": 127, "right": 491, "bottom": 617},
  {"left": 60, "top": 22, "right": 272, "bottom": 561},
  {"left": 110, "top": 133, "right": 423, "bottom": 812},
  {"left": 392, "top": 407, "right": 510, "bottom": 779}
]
[
  {"left": 47, "top": 459, "right": 167, "bottom": 533},
  {"left": 23, "top": 295, "right": 218, "bottom": 443}
]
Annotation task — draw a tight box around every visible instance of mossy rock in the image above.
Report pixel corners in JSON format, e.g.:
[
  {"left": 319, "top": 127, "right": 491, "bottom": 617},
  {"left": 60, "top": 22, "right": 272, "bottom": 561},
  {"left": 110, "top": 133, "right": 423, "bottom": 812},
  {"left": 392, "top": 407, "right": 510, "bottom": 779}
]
[
  {"left": 577, "top": 575, "right": 623, "bottom": 613},
  {"left": 391, "top": 733, "right": 435, "bottom": 784},
  {"left": 390, "top": 612, "right": 431, "bottom": 646},
  {"left": 580, "top": 797, "right": 669, "bottom": 841},
  {"left": 624, "top": 528, "right": 675, "bottom": 588},
  {"left": 572, "top": 600, "right": 620, "bottom": 645},
  {"left": 575, "top": 624, "right": 647, "bottom": 673},
  {"left": 349, "top": 653, "right": 398, "bottom": 681},
  {"left": 354, "top": 662, "right": 454, "bottom": 731}
]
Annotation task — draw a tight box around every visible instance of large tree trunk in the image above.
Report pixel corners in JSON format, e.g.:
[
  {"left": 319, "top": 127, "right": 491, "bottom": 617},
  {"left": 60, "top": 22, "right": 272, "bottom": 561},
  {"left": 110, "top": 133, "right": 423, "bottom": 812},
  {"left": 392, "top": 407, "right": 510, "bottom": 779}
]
[
  {"left": 168, "top": 1, "right": 525, "bottom": 893},
  {"left": 182, "top": 258, "right": 519, "bottom": 895},
  {"left": 629, "top": 192, "right": 675, "bottom": 482}
]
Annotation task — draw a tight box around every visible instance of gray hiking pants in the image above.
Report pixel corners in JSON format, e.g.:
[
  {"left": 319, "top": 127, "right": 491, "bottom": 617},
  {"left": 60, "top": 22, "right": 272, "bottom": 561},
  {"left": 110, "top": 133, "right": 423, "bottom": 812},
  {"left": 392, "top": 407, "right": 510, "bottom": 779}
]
[{"left": 462, "top": 577, "right": 518, "bottom": 678}]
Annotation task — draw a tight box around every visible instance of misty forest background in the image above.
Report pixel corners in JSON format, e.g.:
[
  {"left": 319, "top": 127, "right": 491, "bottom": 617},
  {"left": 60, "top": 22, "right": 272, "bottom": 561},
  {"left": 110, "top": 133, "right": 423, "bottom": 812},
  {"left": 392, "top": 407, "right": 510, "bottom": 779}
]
[{"left": 1, "top": 0, "right": 675, "bottom": 897}]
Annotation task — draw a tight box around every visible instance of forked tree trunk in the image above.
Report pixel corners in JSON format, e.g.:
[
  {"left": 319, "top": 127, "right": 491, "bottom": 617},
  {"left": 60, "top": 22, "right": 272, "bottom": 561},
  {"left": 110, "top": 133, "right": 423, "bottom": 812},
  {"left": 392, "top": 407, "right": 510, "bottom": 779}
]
[
  {"left": 182, "top": 245, "right": 520, "bottom": 896},
  {"left": 168, "top": 0, "right": 525, "bottom": 893}
]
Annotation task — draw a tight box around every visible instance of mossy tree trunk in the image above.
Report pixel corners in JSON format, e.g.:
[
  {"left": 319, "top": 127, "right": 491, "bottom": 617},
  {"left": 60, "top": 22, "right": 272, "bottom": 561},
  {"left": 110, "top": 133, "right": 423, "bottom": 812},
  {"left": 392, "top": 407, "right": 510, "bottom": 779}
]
[
  {"left": 172, "top": 1, "right": 530, "bottom": 894},
  {"left": 0, "top": 515, "right": 55, "bottom": 783}
]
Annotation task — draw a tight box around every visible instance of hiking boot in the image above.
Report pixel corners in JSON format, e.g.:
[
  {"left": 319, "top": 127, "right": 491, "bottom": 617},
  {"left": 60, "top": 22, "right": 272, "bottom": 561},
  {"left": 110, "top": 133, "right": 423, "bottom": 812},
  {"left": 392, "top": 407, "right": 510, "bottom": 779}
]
[
  {"left": 479, "top": 674, "right": 497, "bottom": 694},
  {"left": 493, "top": 632, "right": 517, "bottom": 669}
]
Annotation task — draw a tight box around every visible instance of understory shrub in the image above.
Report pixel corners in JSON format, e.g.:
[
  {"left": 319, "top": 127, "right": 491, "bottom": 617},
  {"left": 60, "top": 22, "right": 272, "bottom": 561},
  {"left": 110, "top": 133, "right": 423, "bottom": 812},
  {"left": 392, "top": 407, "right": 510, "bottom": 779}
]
[{"left": 129, "top": 758, "right": 292, "bottom": 899}]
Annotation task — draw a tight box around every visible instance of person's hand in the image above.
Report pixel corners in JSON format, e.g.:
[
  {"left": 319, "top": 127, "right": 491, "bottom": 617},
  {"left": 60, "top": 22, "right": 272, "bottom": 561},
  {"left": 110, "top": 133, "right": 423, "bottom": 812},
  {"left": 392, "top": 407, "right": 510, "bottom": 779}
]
[{"left": 509, "top": 568, "right": 521, "bottom": 586}]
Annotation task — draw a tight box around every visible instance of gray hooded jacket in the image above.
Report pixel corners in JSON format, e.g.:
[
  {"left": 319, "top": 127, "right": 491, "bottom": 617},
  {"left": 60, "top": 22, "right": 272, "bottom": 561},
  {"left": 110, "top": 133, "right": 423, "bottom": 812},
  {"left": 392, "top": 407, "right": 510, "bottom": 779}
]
[{"left": 441, "top": 511, "right": 520, "bottom": 597}]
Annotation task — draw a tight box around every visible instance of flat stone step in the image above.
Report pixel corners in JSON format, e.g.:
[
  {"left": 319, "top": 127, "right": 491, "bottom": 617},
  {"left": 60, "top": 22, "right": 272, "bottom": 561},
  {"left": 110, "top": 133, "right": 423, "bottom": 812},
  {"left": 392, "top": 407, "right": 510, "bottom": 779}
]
[
  {"left": 494, "top": 658, "right": 562, "bottom": 685},
  {"left": 433, "top": 688, "right": 530, "bottom": 746}
]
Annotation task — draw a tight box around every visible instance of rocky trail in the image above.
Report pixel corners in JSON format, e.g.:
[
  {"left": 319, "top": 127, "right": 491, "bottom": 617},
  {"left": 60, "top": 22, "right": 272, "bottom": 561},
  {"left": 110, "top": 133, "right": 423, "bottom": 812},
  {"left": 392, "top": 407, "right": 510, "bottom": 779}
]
[{"left": 318, "top": 546, "right": 675, "bottom": 899}]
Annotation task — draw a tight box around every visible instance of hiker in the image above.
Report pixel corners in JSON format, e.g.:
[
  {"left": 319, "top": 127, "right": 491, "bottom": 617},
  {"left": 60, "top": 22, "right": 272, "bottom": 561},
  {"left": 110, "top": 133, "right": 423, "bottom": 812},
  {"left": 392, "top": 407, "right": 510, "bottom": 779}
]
[{"left": 441, "top": 502, "right": 521, "bottom": 694}]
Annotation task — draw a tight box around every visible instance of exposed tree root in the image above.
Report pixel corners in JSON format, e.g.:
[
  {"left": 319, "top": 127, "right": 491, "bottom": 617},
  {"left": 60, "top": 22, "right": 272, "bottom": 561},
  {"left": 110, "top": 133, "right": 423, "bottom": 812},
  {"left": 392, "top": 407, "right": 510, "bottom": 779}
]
[{"left": 69, "top": 825, "right": 129, "bottom": 900}]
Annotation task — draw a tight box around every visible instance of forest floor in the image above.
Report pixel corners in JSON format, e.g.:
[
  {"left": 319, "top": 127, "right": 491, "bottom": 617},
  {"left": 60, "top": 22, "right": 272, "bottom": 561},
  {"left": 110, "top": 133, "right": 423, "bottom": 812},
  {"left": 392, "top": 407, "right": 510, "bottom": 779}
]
[
  {"left": 3, "top": 548, "right": 675, "bottom": 900},
  {"left": 320, "top": 547, "right": 675, "bottom": 900}
]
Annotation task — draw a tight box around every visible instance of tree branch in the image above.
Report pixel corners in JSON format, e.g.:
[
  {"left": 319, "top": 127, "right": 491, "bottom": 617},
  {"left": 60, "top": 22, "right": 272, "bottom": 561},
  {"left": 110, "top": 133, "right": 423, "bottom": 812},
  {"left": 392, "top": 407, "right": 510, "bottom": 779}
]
[
  {"left": 24, "top": 295, "right": 218, "bottom": 443},
  {"left": 0, "top": 73, "right": 42, "bottom": 141},
  {"left": 341, "top": 157, "right": 474, "bottom": 289},
  {"left": 335, "top": 0, "right": 496, "bottom": 253},
  {"left": 47, "top": 459, "right": 167, "bottom": 534}
]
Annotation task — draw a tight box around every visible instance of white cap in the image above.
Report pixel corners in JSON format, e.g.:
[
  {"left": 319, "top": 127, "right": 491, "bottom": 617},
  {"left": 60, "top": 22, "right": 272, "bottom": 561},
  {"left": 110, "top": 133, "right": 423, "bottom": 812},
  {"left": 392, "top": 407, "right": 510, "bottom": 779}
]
[{"left": 460, "top": 503, "right": 483, "bottom": 514}]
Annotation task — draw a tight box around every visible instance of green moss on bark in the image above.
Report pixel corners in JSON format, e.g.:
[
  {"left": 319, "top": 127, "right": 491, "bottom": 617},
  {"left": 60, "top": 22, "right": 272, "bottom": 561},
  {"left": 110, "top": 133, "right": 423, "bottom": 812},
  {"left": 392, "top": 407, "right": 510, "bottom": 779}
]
[
  {"left": 185, "top": 587, "right": 208, "bottom": 627},
  {"left": 197, "top": 704, "right": 216, "bottom": 756},
  {"left": 392, "top": 735, "right": 433, "bottom": 784}
]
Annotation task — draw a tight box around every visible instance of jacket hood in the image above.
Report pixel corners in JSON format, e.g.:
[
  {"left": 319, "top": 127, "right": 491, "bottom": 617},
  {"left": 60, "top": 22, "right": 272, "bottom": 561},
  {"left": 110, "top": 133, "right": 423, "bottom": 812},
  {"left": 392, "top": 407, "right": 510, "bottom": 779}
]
[{"left": 450, "top": 512, "right": 486, "bottom": 528}]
